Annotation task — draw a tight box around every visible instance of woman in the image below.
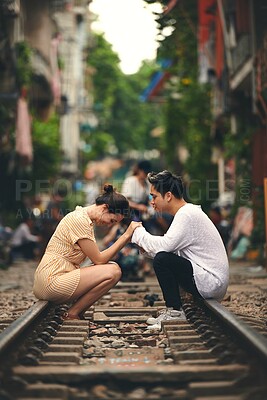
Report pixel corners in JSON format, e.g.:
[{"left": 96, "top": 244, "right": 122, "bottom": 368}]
[{"left": 33, "top": 184, "right": 141, "bottom": 320}]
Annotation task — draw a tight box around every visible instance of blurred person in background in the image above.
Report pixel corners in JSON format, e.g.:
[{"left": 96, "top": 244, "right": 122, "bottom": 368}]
[
  {"left": 102, "top": 218, "right": 142, "bottom": 281},
  {"left": 228, "top": 206, "right": 253, "bottom": 260},
  {"left": 0, "top": 217, "right": 13, "bottom": 267},
  {"left": 121, "top": 160, "right": 152, "bottom": 224},
  {"left": 9, "top": 215, "right": 41, "bottom": 264},
  {"left": 121, "top": 160, "right": 173, "bottom": 276},
  {"left": 209, "top": 205, "right": 232, "bottom": 249},
  {"left": 122, "top": 160, "right": 172, "bottom": 234},
  {"left": 83, "top": 167, "right": 100, "bottom": 206},
  {"left": 40, "top": 187, "right": 67, "bottom": 256}
]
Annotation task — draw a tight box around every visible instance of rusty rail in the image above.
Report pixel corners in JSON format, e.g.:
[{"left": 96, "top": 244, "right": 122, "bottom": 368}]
[{"left": 0, "top": 300, "right": 49, "bottom": 355}]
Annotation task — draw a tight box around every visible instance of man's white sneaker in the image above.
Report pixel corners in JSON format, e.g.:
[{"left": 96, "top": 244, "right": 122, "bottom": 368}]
[
  {"left": 146, "top": 322, "right": 162, "bottom": 330},
  {"left": 146, "top": 308, "right": 186, "bottom": 325}
]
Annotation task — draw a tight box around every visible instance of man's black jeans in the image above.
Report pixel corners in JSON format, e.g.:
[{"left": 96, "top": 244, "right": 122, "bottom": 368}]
[{"left": 153, "top": 251, "right": 201, "bottom": 310}]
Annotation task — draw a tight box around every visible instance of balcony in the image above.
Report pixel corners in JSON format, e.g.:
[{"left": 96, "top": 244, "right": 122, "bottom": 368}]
[
  {"left": 255, "top": 33, "right": 267, "bottom": 123},
  {"left": 231, "top": 34, "right": 251, "bottom": 73},
  {"left": 49, "top": 0, "right": 71, "bottom": 13},
  {"left": 0, "top": 0, "right": 20, "bottom": 17},
  {"left": 49, "top": 0, "right": 88, "bottom": 14}
]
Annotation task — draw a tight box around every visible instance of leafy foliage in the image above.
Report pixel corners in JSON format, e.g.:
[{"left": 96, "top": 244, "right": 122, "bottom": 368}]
[
  {"left": 85, "top": 33, "right": 163, "bottom": 163},
  {"left": 143, "top": 0, "right": 216, "bottom": 207},
  {"left": 14, "top": 41, "right": 33, "bottom": 89},
  {"left": 31, "top": 113, "right": 61, "bottom": 181}
]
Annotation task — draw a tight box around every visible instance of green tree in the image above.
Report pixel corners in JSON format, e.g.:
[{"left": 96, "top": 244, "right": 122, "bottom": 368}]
[
  {"left": 87, "top": 34, "right": 121, "bottom": 125},
  {"left": 143, "top": 0, "right": 216, "bottom": 208},
  {"left": 31, "top": 113, "right": 61, "bottom": 182},
  {"left": 85, "top": 33, "right": 163, "bottom": 162},
  {"left": 109, "top": 66, "right": 164, "bottom": 153}
]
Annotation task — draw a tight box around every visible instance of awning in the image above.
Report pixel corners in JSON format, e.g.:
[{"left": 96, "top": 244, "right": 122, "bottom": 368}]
[
  {"left": 140, "top": 59, "right": 172, "bottom": 102},
  {"left": 163, "top": 0, "right": 178, "bottom": 15}
]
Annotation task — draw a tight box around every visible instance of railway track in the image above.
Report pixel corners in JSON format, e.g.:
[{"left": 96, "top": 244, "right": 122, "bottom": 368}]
[{"left": 0, "top": 277, "right": 267, "bottom": 400}]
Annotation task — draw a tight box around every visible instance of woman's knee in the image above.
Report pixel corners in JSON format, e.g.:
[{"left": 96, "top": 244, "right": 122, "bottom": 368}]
[{"left": 107, "top": 262, "right": 122, "bottom": 282}]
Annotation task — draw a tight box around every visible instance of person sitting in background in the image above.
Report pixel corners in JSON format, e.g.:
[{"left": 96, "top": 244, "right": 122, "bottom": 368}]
[
  {"left": 228, "top": 207, "right": 253, "bottom": 260},
  {"left": 209, "top": 205, "right": 231, "bottom": 249},
  {"left": 9, "top": 215, "right": 40, "bottom": 263},
  {"left": 33, "top": 184, "right": 141, "bottom": 320},
  {"left": 102, "top": 219, "right": 142, "bottom": 281},
  {"left": 40, "top": 188, "right": 67, "bottom": 256}
]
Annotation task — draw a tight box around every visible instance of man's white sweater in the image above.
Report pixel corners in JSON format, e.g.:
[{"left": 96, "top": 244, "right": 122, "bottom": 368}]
[{"left": 132, "top": 203, "right": 229, "bottom": 300}]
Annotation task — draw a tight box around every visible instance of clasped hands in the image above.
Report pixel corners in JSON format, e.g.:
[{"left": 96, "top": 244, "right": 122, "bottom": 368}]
[{"left": 126, "top": 220, "right": 142, "bottom": 236}]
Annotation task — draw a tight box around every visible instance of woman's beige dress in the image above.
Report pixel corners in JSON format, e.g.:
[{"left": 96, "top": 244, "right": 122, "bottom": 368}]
[{"left": 33, "top": 206, "right": 95, "bottom": 302}]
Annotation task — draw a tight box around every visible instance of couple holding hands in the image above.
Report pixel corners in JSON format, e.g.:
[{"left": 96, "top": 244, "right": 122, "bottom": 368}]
[{"left": 33, "top": 170, "right": 229, "bottom": 330}]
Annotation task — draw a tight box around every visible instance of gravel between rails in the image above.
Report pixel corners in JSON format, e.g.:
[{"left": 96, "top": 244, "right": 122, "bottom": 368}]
[
  {"left": 0, "top": 260, "right": 266, "bottom": 334},
  {"left": 0, "top": 261, "right": 36, "bottom": 323}
]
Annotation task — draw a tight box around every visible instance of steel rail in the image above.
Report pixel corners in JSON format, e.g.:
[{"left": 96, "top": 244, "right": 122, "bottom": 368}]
[
  {"left": 0, "top": 300, "right": 49, "bottom": 356},
  {"left": 204, "top": 298, "right": 267, "bottom": 366}
]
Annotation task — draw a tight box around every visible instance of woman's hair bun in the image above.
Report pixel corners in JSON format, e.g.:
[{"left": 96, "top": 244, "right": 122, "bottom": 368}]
[
  {"left": 95, "top": 183, "right": 129, "bottom": 214},
  {"left": 103, "top": 184, "right": 114, "bottom": 194}
]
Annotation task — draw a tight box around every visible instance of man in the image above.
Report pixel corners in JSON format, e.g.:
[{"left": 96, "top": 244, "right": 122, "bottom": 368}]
[
  {"left": 122, "top": 160, "right": 172, "bottom": 235},
  {"left": 121, "top": 160, "right": 152, "bottom": 223},
  {"left": 131, "top": 170, "right": 229, "bottom": 330}
]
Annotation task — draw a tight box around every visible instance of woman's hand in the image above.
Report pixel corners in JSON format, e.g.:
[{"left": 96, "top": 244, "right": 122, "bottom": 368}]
[
  {"left": 78, "top": 223, "right": 142, "bottom": 265},
  {"left": 125, "top": 221, "right": 142, "bottom": 237}
]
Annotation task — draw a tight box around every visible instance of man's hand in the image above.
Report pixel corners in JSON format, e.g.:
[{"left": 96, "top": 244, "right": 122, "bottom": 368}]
[{"left": 125, "top": 221, "right": 142, "bottom": 237}]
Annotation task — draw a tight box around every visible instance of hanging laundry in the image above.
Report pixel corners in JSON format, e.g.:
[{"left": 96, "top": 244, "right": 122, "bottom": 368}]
[
  {"left": 15, "top": 96, "right": 33, "bottom": 163},
  {"left": 50, "top": 34, "right": 61, "bottom": 106}
]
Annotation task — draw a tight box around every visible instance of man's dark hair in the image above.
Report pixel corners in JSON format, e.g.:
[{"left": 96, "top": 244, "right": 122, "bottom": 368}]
[{"left": 147, "top": 170, "right": 184, "bottom": 199}]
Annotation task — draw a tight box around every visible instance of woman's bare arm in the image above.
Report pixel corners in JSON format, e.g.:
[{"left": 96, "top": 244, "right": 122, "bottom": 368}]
[{"left": 78, "top": 221, "right": 142, "bottom": 265}]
